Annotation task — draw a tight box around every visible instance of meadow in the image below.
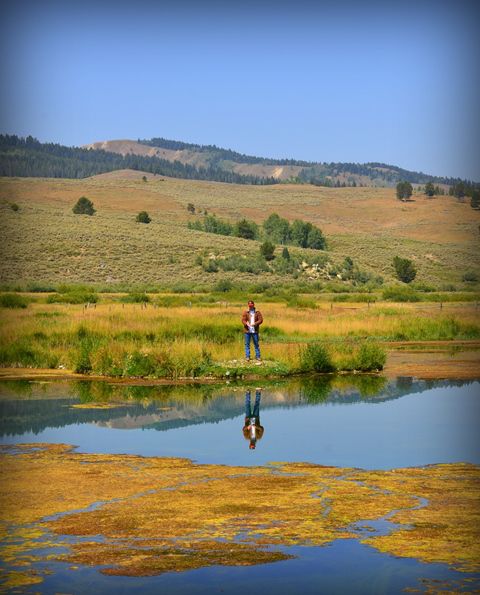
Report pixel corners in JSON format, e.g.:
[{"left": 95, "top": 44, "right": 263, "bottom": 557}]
[
  {"left": 0, "top": 172, "right": 479, "bottom": 289},
  {"left": 1, "top": 296, "right": 479, "bottom": 379}
]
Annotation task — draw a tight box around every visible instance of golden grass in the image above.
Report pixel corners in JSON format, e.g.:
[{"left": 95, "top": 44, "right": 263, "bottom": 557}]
[
  {"left": 1, "top": 300, "right": 479, "bottom": 378},
  {"left": 1, "top": 175, "right": 478, "bottom": 286},
  {"left": 0, "top": 444, "right": 478, "bottom": 584}
]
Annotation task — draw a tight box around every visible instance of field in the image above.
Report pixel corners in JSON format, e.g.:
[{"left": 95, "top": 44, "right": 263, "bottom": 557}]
[
  {"left": 1, "top": 297, "right": 479, "bottom": 379},
  {"left": 1, "top": 171, "right": 479, "bottom": 288}
]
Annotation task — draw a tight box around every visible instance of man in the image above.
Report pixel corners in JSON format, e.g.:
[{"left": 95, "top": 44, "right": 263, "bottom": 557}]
[
  {"left": 243, "top": 389, "right": 264, "bottom": 450},
  {"left": 241, "top": 300, "right": 263, "bottom": 361}
]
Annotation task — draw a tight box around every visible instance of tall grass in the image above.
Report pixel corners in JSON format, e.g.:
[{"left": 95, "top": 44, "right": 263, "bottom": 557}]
[{"left": 0, "top": 299, "right": 478, "bottom": 378}]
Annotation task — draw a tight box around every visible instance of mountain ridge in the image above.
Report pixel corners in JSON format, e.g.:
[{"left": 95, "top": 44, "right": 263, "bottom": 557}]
[{"left": 0, "top": 133, "right": 474, "bottom": 187}]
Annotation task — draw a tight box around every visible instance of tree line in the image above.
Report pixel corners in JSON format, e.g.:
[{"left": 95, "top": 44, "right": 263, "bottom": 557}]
[
  {"left": 188, "top": 212, "right": 326, "bottom": 250},
  {"left": 0, "top": 135, "right": 277, "bottom": 184}
]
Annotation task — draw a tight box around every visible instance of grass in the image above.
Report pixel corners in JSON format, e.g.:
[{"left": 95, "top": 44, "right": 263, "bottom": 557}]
[
  {"left": 1, "top": 174, "right": 479, "bottom": 289},
  {"left": 1, "top": 444, "right": 479, "bottom": 583},
  {"left": 0, "top": 298, "right": 479, "bottom": 379}
]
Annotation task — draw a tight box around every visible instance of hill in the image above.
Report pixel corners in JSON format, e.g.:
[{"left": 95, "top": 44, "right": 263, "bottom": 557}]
[
  {"left": 1, "top": 134, "right": 474, "bottom": 188},
  {"left": 0, "top": 171, "right": 478, "bottom": 289}
]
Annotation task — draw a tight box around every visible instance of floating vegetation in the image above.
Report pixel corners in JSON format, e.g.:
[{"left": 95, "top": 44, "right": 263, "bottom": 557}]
[{"left": 0, "top": 444, "right": 479, "bottom": 587}]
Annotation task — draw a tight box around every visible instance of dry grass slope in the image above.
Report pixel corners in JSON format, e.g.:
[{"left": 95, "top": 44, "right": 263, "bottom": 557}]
[{"left": 0, "top": 173, "right": 478, "bottom": 287}]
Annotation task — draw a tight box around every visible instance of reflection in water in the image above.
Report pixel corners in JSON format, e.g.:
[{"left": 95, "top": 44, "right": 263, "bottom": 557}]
[
  {"left": 243, "top": 389, "right": 264, "bottom": 450},
  {"left": 1, "top": 377, "right": 479, "bottom": 470}
]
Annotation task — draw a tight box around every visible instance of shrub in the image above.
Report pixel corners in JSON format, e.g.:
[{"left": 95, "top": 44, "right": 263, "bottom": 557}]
[
  {"left": 462, "top": 272, "right": 478, "bottom": 283},
  {"left": 300, "top": 343, "right": 335, "bottom": 373},
  {"left": 74, "top": 346, "right": 93, "bottom": 374},
  {"left": 214, "top": 279, "right": 233, "bottom": 293},
  {"left": 383, "top": 286, "right": 420, "bottom": 302},
  {"left": 9, "top": 202, "right": 19, "bottom": 212},
  {"left": 73, "top": 196, "right": 95, "bottom": 215},
  {"left": 47, "top": 291, "right": 98, "bottom": 304},
  {"left": 355, "top": 342, "right": 387, "bottom": 371},
  {"left": 260, "top": 240, "right": 275, "bottom": 261},
  {"left": 136, "top": 211, "right": 151, "bottom": 224},
  {"left": 120, "top": 292, "right": 151, "bottom": 303},
  {"left": 0, "top": 293, "right": 28, "bottom": 308},
  {"left": 393, "top": 256, "right": 417, "bottom": 283},
  {"left": 123, "top": 351, "right": 156, "bottom": 377}
]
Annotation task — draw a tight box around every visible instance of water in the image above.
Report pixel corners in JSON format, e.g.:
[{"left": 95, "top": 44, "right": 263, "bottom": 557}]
[
  {"left": 1, "top": 377, "right": 479, "bottom": 469},
  {"left": 1, "top": 376, "right": 479, "bottom": 594}
]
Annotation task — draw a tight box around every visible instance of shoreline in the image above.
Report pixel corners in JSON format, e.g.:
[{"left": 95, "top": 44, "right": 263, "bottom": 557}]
[{"left": 1, "top": 343, "right": 479, "bottom": 384}]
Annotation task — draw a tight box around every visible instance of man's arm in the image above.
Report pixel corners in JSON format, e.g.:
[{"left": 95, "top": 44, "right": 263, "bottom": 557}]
[{"left": 256, "top": 311, "right": 263, "bottom": 326}]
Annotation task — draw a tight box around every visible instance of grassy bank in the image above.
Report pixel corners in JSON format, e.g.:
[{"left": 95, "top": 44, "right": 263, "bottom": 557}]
[{"left": 1, "top": 298, "right": 479, "bottom": 379}]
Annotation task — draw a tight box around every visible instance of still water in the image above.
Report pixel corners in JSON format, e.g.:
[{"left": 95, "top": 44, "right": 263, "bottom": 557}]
[
  {"left": 1, "top": 376, "right": 479, "bottom": 594},
  {"left": 1, "top": 377, "right": 479, "bottom": 469}
]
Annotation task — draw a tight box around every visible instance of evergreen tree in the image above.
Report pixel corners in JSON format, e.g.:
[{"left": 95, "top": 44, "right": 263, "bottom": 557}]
[
  {"left": 396, "top": 181, "right": 413, "bottom": 201},
  {"left": 73, "top": 196, "right": 95, "bottom": 215},
  {"left": 235, "top": 219, "right": 258, "bottom": 240},
  {"left": 424, "top": 182, "right": 435, "bottom": 196},
  {"left": 260, "top": 240, "right": 275, "bottom": 261},
  {"left": 136, "top": 211, "right": 151, "bottom": 224}
]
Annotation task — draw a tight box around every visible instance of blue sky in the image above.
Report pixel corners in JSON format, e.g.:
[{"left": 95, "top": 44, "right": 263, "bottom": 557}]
[{"left": 1, "top": 0, "right": 479, "bottom": 179}]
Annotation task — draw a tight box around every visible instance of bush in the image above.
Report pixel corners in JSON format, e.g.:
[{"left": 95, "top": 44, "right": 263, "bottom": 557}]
[
  {"left": 260, "top": 240, "right": 275, "bottom": 261},
  {"left": 355, "top": 342, "right": 387, "bottom": 371},
  {"left": 120, "top": 292, "right": 151, "bottom": 303},
  {"left": 393, "top": 256, "right": 417, "bottom": 283},
  {"left": 214, "top": 279, "right": 233, "bottom": 293},
  {"left": 136, "top": 211, "right": 151, "bottom": 224},
  {"left": 462, "top": 272, "right": 478, "bottom": 283},
  {"left": 74, "top": 346, "right": 93, "bottom": 374},
  {"left": 300, "top": 343, "right": 335, "bottom": 373},
  {"left": 383, "top": 286, "right": 420, "bottom": 302},
  {"left": 47, "top": 291, "right": 98, "bottom": 304},
  {"left": 73, "top": 196, "right": 95, "bottom": 215},
  {"left": 0, "top": 293, "right": 28, "bottom": 308},
  {"left": 123, "top": 351, "right": 156, "bottom": 377},
  {"left": 9, "top": 202, "right": 19, "bottom": 212}
]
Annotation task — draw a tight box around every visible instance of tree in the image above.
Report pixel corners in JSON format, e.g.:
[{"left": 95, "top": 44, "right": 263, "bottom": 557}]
[
  {"left": 424, "top": 182, "right": 435, "bottom": 197},
  {"left": 290, "top": 220, "right": 310, "bottom": 248},
  {"left": 136, "top": 211, "right": 151, "bottom": 224},
  {"left": 142, "top": 175, "right": 147, "bottom": 182},
  {"left": 470, "top": 190, "right": 480, "bottom": 210},
  {"left": 393, "top": 256, "right": 417, "bottom": 283},
  {"left": 396, "top": 181, "right": 413, "bottom": 201},
  {"left": 306, "top": 226, "right": 326, "bottom": 250},
  {"left": 263, "top": 213, "right": 290, "bottom": 244},
  {"left": 450, "top": 182, "right": 466, "bottom": 198},
  {"left": 235, "top": 219, "right": 258, "bottom": 240},
  {"left": 282, "top": 246, "right": 290, "bottom": 260},
  {"left": 260, "top": 240, "right": 275, "bottom": 261},
  {"left": 73, "top": 196, "right": 95, "bottom": 215}
]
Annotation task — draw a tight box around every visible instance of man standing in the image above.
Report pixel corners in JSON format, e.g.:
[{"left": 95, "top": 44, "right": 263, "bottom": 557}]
[{"left": 242, "top": 300, "right": 263, "bottom": 361}]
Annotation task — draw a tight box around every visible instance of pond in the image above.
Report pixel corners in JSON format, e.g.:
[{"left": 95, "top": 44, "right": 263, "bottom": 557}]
[
  {"left": 1, "top": 376, "right": 479, "bottom": 469},
  {"left": 1, "top": 376, "right": 479, "bottom": 594}
]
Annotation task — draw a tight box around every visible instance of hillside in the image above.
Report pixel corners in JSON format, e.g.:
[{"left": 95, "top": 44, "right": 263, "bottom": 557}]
[
  {"left": 1, "top": 134, "right": 472, "bottom": 188},
  {"left": 0, "top": 171, "right": 478, "bottom": 288}
]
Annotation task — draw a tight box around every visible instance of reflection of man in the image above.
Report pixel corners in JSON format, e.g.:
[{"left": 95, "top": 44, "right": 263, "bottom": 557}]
[
  {"left": 243, "top": 389, "right": 264, "bottom": 450},
  {"left": 241, "top": 300, "right": 263, "bottom": 362}
]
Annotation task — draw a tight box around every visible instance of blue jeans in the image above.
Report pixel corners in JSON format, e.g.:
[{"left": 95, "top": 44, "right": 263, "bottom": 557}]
[
  {"left": 244, "top": 332, "right": 260, "bottom": 359},
  {"left": 245, "top": 390, "right": 261, "bottom": 419}
]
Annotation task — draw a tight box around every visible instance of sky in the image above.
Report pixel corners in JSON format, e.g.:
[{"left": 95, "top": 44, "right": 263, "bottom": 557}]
[{"left": 1, "top": 0, "right": 479, "bottom": 180}]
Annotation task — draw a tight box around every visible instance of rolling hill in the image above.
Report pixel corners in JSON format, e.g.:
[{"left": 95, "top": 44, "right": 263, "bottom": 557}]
[{"left": 0, "top": 170, "right": 478, "bottom": 289}]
